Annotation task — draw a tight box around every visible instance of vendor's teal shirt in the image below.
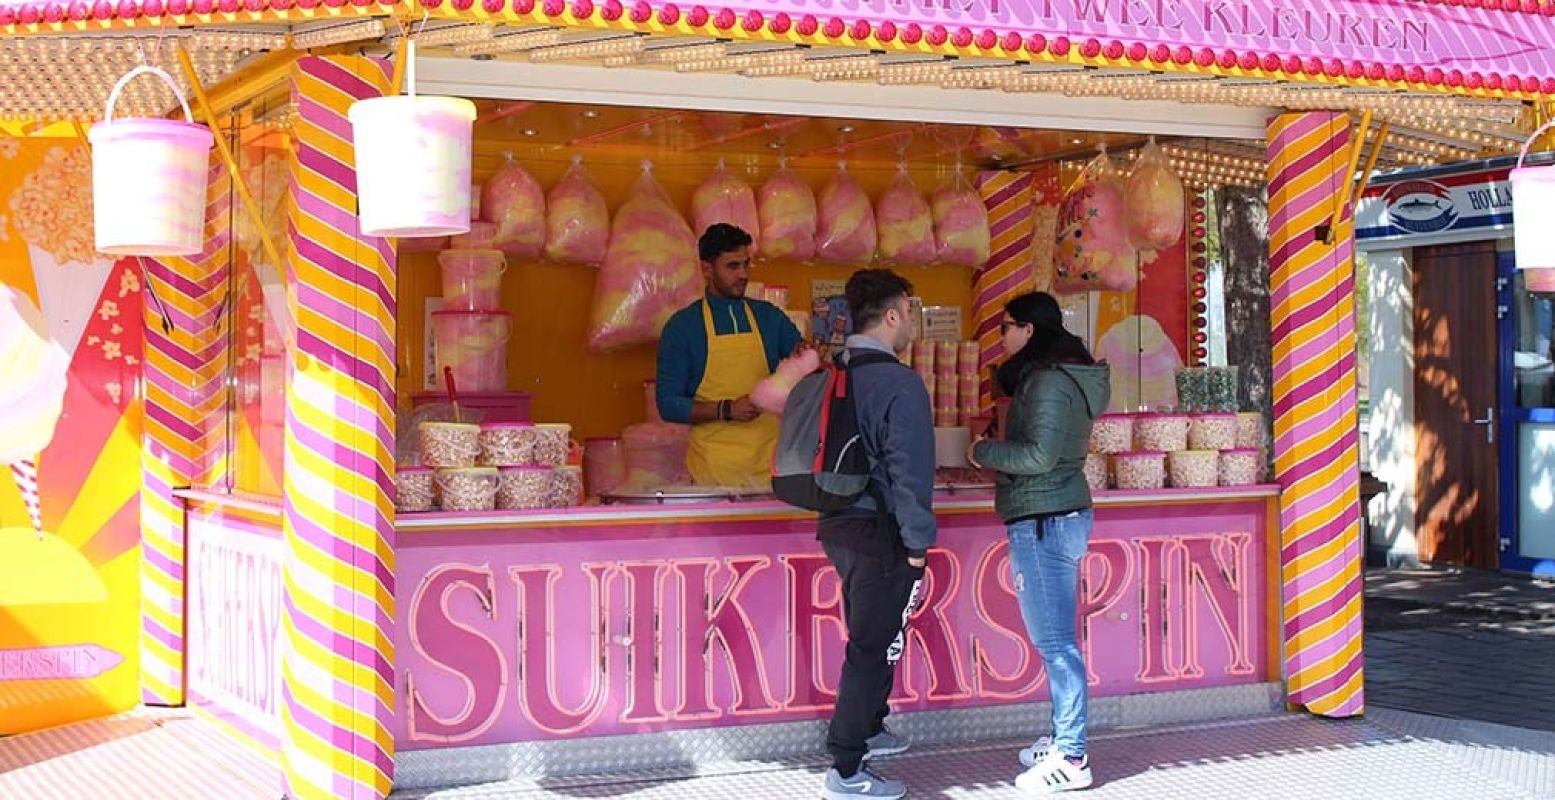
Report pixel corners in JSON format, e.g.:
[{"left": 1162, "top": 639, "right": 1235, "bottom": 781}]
[{"left": 655, "top": 293, "right": 804, "bottom": 424}]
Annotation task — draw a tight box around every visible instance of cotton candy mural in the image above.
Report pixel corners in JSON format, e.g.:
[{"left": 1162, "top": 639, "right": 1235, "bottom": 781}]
[
  {"left": 0, "top": 134, "right": 145, "bottom": 734},
  {"left": 1032, "top": 160, "right": 1189, "bottom": 412}
]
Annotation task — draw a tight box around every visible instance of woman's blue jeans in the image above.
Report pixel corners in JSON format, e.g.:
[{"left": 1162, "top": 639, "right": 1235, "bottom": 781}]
[{"left": 1007, "top": 508, "right": 1093, "bottom": 758}]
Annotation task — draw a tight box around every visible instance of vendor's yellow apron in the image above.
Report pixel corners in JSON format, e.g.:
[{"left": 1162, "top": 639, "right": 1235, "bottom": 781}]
[{"left": 686, "top": 299, "right": 779, "bottom": 488}]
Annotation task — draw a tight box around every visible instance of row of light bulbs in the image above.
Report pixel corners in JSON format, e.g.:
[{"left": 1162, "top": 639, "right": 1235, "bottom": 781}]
[
  {"left": 452, "top": 29, "right": 565, "bottom": 57},
  {"left": 0, "top": 41, "right": 238, "bottom": 120}
]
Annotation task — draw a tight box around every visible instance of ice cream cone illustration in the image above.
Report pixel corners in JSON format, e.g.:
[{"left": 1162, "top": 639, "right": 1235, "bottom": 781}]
[
  {"left": 1, "top": 285, "right": 69, "bottom": 536},
  {"left": 10, "top": 458, "right": 42, "bottom": 538}
]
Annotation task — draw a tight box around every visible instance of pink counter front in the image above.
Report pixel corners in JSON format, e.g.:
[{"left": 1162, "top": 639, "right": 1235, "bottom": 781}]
[{"left": 180, "top": 486, "right": 1280, "bottom": 781}]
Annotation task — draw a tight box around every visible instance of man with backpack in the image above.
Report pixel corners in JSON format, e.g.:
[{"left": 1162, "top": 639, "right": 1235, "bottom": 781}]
[{"left": 775, "top": 269, "right": 935, "bottom": 800}]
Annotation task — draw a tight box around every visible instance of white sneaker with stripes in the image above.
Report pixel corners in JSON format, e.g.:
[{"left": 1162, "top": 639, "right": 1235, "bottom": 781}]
[
  {"left": 1018, "top": 735, "right": 1052, "bottom": 768},
  {"left": 1014, "top": 749, "right": 1092, "bottom": 794}
]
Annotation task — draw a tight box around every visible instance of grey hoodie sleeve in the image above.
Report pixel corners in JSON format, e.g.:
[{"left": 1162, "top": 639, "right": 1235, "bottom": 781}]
[{"left": 880, "top": 383, "right": 938, "bottom": 557}]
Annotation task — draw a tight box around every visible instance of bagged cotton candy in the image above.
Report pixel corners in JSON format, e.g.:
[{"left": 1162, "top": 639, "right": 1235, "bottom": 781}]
[
  {"left": 815, "top": 165, "right": 877, "bottom": 264},
  {"left": 1055, "top": 150, "right": 1137, "bottom": 293},
  {"left": 751, "top": 348, "right": 822, "bottom": 414},
  {"left": 692, "top": 161, "right": 760, "bottom": 247},
  {"left": 932, "top": 171, "right": 991, "bottom": 267},
  {"left": 545, "top": 157, "right": 609, "bottom": 265},
  {"left": 483, "top": 158, "right": 546, "bottom": 259},
  {"left": 875, "top": 169, "right": 936, "bottom": 266},
  {"left": 1125, "top": 138, "right": 1185, "bottom": 254},
  {"left": 758, "top": 166, "right": 817, "bottom": 260},
  {"left": 587, "top": 165, "right": 700, "bottom": 353}
]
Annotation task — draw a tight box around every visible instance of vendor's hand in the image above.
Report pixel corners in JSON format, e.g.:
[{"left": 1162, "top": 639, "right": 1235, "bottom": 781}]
[
  {"left": 907, "top": 555, "right": 926, "bottom": 569},
  {"left": 967, "top": 437, "right": 985, "bottom": 469},
  {"left": 731, "top": 395, "right": 762, "bottom": 422}
]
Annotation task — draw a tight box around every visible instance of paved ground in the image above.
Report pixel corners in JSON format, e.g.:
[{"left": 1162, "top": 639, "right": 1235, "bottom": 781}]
[
  {"left": 3, "top": 706, "right": 1552, "bottom": 800},
  {"left": 1364, "top": 566, "right": 1555, "bottom": 733}
]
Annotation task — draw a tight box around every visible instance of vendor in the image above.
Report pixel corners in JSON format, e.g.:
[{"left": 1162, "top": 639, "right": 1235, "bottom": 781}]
[{"left": 656, "top": 223, "right": 804, "bottom": 487}]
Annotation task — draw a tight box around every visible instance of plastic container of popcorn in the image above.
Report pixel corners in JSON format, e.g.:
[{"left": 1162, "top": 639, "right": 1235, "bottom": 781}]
[
  {"left": 1133, "top": 413, "right": 1190, "bottom": 452},
  {"left": 934, "top": 406, "right": 959, "bottom": 428},
  {"left": 550, "top": 465, "right": 584, "bottom": 508},
  {"left": 1235, "top": 412, "right": 1265, "bottom": 449},
  {"left": 1083, "top": 453, "right": 1109, "bottom": 492},
  {"left": 1189, "top": 413, "right": 1238, "bottom": 451},
  {"left": 1219, "top": 448, "right": 1262, "bottom": 486},
  {"left": 394, "top": 466, "right": 436, "bottom": 512},
  {"left": 1168, "top": 450, "right": 1219, "bottom": 488},
  {"left": 435, "top": 466, "right": 499, "bottom": 511},
  {"left": 531, "top": 423, "right": 573, "bottom": 468},
  {"left": 477, "top": 421, "right": 535, "bottom": 467},
  {"left": 497, "top": 466, "right": 552, "bottom": 510},
  {"left": 1112, "top": 451, "right": 1167, "bottom": 490},
  {"left": 1088, "top": 413, "right": 1134, "bottom": 454},
  {"left": 419, "top": 421, "right": 480, "bottom": 468}
]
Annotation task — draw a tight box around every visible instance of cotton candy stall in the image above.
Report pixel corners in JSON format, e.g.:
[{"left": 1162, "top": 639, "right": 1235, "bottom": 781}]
[
  {"left": 815, "top": 164, "right": 877, "bottom": 264},
  {"left": 1055, "top": 150, "right": 1137, "bottom": 293},
  {"left": 1125, "top": 139, "right": 1185, "bottom": 255},
  {"left": 587, "top": 165, "right": 700, "bottom": 352},
  {"left": 692, "top": 160, "right": 760, "bottom": 247},
  {"left": 932, "top": 171, "right": 991, "bottom": 267},
  {"left": 483, "top": 157, "right": 546, "bottom": 259},
  {"left": 544, "top": 157, "right": 609, "bottom": 265},
  {"left": 875, "top": 169, "right": 936, "bottom": 266},
  {"left": 758, "top": 165, "right": 818, "bottom": 260}
]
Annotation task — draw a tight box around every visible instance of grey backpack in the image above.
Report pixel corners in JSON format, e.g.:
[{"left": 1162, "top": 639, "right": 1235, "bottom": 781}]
[{"left": 771, "top": 350, "right": 898, "bottom": 512}]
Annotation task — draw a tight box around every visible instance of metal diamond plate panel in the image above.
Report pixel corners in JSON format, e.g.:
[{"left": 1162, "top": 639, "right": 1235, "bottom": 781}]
[
  {"left": 394, "top": 683, "right": 1285, "bottom": 789},
  {"left": 390, "top": 712, "right": 1550, "bottom": 800}
]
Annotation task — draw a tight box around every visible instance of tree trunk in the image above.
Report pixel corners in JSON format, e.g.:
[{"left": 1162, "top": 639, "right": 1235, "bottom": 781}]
[{"left": 1216, "top": 185, "right": 1275, "bottom": 478}]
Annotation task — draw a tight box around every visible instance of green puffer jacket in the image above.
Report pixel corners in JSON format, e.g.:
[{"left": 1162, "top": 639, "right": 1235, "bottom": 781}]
[{"left": 972, "top": 363, "right": 1111, "bottom": 523}]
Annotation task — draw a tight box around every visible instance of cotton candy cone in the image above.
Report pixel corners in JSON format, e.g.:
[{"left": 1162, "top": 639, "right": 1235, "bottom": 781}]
[{"left": 10, "top": 458, "right": 42, "bottom": 537}]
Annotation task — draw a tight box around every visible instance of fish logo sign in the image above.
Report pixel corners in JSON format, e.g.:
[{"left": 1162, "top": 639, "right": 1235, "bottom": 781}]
[{"left": 1383, "top": 180, "right": 1459, "bottom": 235}]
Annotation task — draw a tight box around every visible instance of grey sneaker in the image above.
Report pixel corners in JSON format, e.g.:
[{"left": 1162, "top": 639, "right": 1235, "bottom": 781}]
[
  {"left": 863, "top": 726, "right": 910, "bottom": 760},
  {"left": 822, "top": 766, "right": 906, "bottom": 799}
]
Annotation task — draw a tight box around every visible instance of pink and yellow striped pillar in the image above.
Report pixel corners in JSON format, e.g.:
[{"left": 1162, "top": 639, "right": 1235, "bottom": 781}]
[
  {"left": 139, "top": 158, "right": 232, "bottom": 706},
  {"left": 973, "top": 170, "right": 1039, "bottom": 407},
  {"left": 279, "top": 55, "right": 398, "bottom": 799},
  {"left": 1265, "top": 111, "right": 1366, "bottom": 718}
]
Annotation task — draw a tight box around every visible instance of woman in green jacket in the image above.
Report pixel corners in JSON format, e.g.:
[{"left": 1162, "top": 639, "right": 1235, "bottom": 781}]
[{"left": 970, "top": 292, "right": 1110, "bottom": 795}]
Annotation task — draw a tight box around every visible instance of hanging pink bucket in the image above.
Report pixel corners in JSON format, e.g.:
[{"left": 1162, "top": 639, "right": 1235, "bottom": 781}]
[
  {"left": 89, "top": 66, "right": 215, "bottom": 257},
  {"left": 1511, "top": 119, "right": 1555, "bottom": 292}
]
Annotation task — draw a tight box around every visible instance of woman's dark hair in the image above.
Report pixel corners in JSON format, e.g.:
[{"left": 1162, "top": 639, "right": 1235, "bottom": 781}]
[
  {"left": 995, "top": 291, "right": 1095, "bottom": 396},
  {"left": 846, "top": 269, "right": 914, "bottom": 332}
]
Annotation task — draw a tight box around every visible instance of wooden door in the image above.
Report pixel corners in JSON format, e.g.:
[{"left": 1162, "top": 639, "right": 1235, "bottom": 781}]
[{"left": 1413, "top": 241, "right": 1500, "bottom": 568}]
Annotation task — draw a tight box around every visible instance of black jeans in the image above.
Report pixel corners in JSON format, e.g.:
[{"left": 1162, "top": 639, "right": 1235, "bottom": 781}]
[{"left": 821, "top": 523, "right": 924, "bottom": 777}]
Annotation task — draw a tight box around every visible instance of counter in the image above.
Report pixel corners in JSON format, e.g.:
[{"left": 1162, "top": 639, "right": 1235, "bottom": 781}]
[
  {"left": 392, "top": 486, "right": 1280, "bottom": 750},
  {"left": 176, "top": 485, "right": 1279, "bottom": 770}
]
